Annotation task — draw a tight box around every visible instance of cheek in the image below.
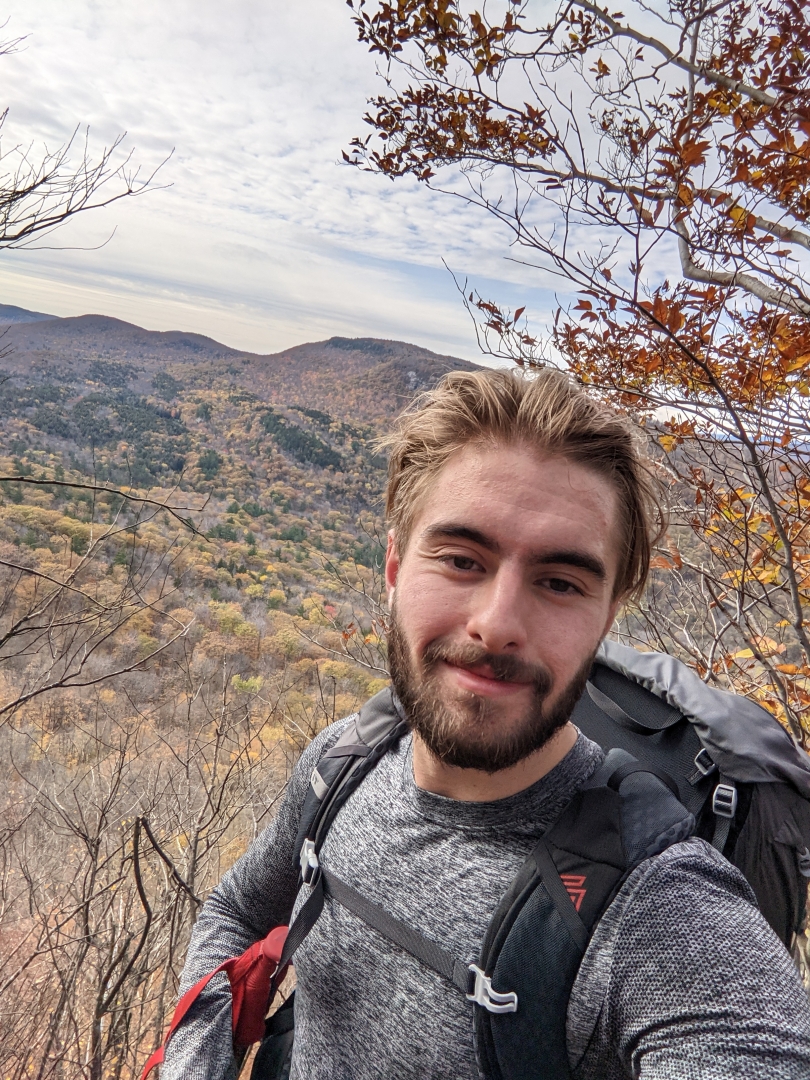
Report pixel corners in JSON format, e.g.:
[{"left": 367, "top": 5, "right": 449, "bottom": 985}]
[
  {"left": 530, "top": 608, "right": 606, "bottom": 682},
  {"left": 394, "top": 571, "right": 467, "bottom": 647}
]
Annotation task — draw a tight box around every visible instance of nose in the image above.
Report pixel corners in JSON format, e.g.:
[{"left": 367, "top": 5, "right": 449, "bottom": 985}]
[{"left": 464, "top": 563, "right": 529, "bottom": 653}]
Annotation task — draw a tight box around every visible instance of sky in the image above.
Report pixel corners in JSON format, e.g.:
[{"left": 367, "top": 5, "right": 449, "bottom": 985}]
[{"left": 0, "top": 0, "right": 564, "bottom": 360}]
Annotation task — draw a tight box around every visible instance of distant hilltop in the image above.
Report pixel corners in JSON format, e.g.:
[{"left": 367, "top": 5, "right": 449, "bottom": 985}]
[
  {"left": 0, "top": 302, "right": 58, "bottom": 324},
  {"left": 0, "top": 304, "right": 478, "bottom": 424},
  {"left": 0, "top": 301, "right": 480, "bottom": 509}
]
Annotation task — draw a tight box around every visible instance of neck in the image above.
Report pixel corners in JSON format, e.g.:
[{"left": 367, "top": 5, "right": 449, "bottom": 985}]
[{"left": 411, "top": 722, "right": 579, "bottom": 802}]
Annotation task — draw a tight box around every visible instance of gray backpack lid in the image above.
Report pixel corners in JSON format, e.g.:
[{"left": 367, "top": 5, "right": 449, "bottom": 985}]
[{"left": 597, "top": 639, "right": 810, "bottom": 796}]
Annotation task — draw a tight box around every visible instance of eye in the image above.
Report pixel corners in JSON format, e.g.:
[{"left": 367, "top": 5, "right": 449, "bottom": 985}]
[
  {"left": 451, "top": 555, "right": 480, "bottom": 571},
  {"left": 542, "top": 577, "right": 581, "bottom": 595}
]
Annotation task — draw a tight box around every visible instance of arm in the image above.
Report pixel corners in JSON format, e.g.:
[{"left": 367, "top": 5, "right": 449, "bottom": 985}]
[
  {"left": 569, "top": 839, "right": 810, "bottom": 1079},
  {"left": 160, "top": 718, "right": 351, "bottom": 1080}
]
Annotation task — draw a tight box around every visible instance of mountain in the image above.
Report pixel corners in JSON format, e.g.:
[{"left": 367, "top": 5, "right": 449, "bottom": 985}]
[
  {"left": 0, "top": 311, "right": 477, "bottom": 423},
  {"left": 0, "top": 305, "right": 486, "bottom": 1075},
  {"left": 0, "top": 305, "right": 483, "bottom": 1068},
  {"left": 0, "top": 302, "right": 58, "bottom": 324},
  {"left": 0, "top": 305, "right": 478, "bottom": 628}
]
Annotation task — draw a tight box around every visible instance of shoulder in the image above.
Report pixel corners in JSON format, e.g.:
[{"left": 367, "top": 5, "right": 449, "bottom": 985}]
[
  {"left": 568, "top": 839, "right": 810, "bottom": 1074},
  {"left": 299, "top": 712, "right": 358, "bottom": 766},
  {"left": 578, "top": 837, "right": 761, "bottom": 984},
  {"left": 614, "top": 835, "right": 757, "bottom": 909},
  {"left": 571, "top": 838, "right": 761, "bottom": 1004}
]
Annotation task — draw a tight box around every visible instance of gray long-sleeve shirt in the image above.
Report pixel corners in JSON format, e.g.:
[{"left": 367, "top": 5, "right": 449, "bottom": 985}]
[{"left": 163, "top": 719, "right": 810, "bottom": 1079}]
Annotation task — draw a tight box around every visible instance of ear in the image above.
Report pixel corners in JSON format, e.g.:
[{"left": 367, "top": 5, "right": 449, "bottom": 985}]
[{"left": 385, "top": 530, "right": 400, "bottom": 604}]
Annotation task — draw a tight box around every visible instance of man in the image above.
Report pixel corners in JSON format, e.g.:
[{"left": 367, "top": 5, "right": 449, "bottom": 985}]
[{"left": 164, "top": 368, "right": 810, "bottom": 1079}]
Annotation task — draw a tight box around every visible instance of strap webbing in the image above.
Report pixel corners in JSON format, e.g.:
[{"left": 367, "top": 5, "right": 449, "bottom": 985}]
[
  {"left": 277, "top": 868, "right": 470, "bottom": 994},
  {"left": 586, "top": 681, "right": 650, "bottom": 734},
  {"left": 276, "top": 876, "right": 326, "bottom": 972},
  {"left": 322, "top": 870, "right": 471, "bottom": 993},
  {"left": 323, "top": 744, "right": 373, "bottom": 759},
  {"left": 711, "top": 813, "right": 732, "bottom": 852}
]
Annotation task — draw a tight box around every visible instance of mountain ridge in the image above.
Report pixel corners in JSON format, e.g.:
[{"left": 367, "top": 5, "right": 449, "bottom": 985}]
[
  {"left": 0, "top": 304, "right": 477, "bottom": 381},
  {"left": 0, "top": 305, "right": 479, "bottom": 428}
]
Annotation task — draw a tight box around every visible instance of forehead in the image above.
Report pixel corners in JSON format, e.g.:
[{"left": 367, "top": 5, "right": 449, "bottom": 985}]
[{"left": 411, "top": 442, "right": 621, "bottom": 565}]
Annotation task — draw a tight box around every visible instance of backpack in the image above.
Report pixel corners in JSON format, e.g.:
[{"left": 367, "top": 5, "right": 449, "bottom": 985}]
[
  {"left": 577, "top": 639, "right": 810, "bottom": 948},
  {"left": 144, "top": 643, "right": 810, "bottom": 1080}
]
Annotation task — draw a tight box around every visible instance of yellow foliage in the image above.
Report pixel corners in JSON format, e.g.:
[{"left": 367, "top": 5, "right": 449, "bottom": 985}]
[
  {"left": 366, "top": 677, "right": 390, "bottom": 696},
  {"left": 301, "top": 594, "right": 328, "bottom": 625},
  {"left": 269, "top": 626, "right": 303, "bottom": 659},
  {"left": 232, "top": 674, "right": 264, "bottom": 693},
  {"left": 167, "top": 607, "right": 196, "bottom": 629},
  {"left": 751, "top": 635, "right": 785, "bottom": 657},
  {"left": 209, "top": 601, "right": 256, "bottom": 637},
  {"left": 137, "top": 633, "right": 159, "bottom": 659},
  {"left": 130, "top": 608, "right": 155, "bottom": 634},
  {"left": 320, "top": 659, "right": 357, "bottom": 681}
]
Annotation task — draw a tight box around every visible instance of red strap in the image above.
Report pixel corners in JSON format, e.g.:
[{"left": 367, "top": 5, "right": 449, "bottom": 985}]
[
  {"left": 141, "top": 924, "right": 289, "bottom": 1080},
  {"left": 228, "top": 926, "right": 289, "bottom": 1045}
]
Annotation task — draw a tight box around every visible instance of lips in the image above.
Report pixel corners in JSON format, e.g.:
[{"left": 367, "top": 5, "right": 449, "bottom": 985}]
[
  {"left": 445, "top": 660, "right": 533, "bottom": 698},
  {"left": 464, "top": 662, "right": 529, "bottom": 684}
]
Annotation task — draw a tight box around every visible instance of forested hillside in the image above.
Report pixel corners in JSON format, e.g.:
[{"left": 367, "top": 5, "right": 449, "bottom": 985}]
[
  {"left": 0, "top": 305, "right": 476, "bottom": 1079},
  {"left": 2, "top": 302, "right": 807, "bottom": 1077}
]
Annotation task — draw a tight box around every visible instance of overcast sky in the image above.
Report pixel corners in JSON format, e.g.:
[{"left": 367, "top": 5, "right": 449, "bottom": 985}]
[{"left": 0, "top": 0, "right": 565, "bottom": 359}]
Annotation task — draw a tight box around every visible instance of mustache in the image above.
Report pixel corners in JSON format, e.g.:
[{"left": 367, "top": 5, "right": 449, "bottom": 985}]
[{"left": 421, "top": 638, "right": 553, "bottom": 695}]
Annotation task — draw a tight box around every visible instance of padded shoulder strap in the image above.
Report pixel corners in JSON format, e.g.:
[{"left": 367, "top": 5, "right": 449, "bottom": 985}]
[
  {"left": 474, "top": 749, "right": 694, "bottom": 1080},
  {"left": 293, "top": 686, "right": 408, "bottom": 878}
]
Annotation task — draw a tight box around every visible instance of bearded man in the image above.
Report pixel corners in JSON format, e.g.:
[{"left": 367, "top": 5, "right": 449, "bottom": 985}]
[{"left": 163, "top": 368, "right": 810, "bottom": 1079}]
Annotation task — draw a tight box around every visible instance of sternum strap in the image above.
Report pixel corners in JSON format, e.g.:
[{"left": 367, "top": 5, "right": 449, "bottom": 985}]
[
  {"left": 277, "top": 868, "right": 470, "bottom": 993},
  {"left": 322, "top": 870, "right": 471, "bottom": 993}
]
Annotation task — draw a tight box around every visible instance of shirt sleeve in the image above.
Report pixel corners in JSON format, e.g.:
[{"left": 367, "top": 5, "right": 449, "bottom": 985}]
[
  {"left": 568, "top": 838, "right": 810, "bottom": 1080},
  {"left": 160, "top": 717, "right": 352, "bottom": 1080}
]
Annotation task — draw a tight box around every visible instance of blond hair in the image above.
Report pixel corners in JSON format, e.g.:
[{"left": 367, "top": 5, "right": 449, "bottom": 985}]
[{"left": 381, "top": 367, "right": 665, "bottom": 601}]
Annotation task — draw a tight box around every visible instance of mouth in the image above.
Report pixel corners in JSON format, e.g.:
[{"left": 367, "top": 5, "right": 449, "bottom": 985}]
[{"left": 443, "top": 660, "right": 534, "bottom": 699}]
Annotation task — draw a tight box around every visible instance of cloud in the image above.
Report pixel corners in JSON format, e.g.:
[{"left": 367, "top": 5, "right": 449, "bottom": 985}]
[{"left": 0, "top": 0, "right": 569, "bottom": 357}]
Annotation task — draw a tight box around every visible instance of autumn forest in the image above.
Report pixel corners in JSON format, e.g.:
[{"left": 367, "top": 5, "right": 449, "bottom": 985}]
[
  {"left": 0, "top": 309, "right": 476, "bottom": 1078},
  {"left": 2, "top": 0, "right": 810, "bottom": 1072}
]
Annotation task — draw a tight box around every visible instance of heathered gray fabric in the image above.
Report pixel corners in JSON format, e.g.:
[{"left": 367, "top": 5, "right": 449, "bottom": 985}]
[{"left": 162, "top": 719, "right": 810, "bottom": 1080}]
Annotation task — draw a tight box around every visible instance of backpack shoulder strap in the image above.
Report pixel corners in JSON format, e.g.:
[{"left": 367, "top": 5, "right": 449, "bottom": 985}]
[
  {"left": 474, "top": 748, "right": 694, "bottom": 1080},
  {"left": 293, "top": 686, "right": 408, "bottom": 883},
  {"left": 277, "top": 687, "right": 408, "bottom": 972}
]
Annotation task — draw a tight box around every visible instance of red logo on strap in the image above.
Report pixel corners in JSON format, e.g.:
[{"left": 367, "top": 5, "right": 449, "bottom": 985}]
[{"left": 560, "top": 874, "right": 587, "bottom": 912}]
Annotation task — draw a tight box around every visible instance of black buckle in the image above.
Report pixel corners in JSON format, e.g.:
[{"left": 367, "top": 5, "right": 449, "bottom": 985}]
[
  {"left": 712, "top": 782, "right": 737, "bottom": 819},
  {"left": 694, "top": 748, "right": 717, "bottom": 777}
]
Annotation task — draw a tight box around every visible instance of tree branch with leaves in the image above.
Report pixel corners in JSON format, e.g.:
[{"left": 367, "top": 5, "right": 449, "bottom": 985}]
[{"left": 348, "top": 0, "right": 810, "bottom": 740}]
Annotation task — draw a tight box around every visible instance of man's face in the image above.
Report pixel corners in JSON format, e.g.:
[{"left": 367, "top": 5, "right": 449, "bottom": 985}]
[{"left": 385, "top": 442, "right": 623, "bottom": 773}]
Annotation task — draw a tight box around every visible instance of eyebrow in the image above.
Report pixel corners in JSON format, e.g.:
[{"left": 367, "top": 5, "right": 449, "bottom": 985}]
[{"left": 422, "top": 523, "right": 607, "bottom": 581}]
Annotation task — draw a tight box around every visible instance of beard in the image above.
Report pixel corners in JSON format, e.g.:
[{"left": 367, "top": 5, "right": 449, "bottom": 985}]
[{"left": 387, "top": 606, "right": 594, "bottom": 774}]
